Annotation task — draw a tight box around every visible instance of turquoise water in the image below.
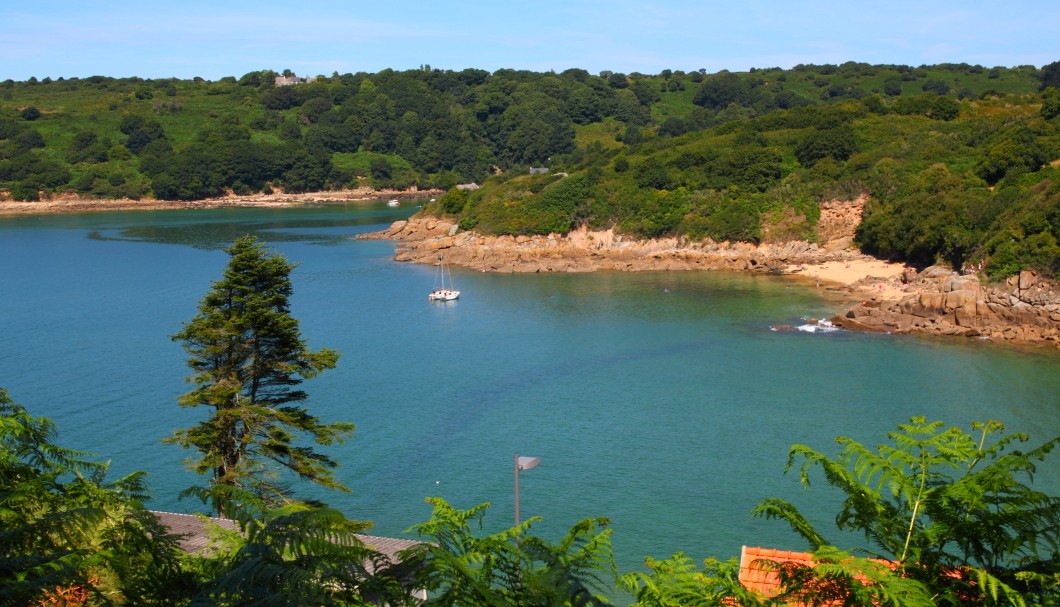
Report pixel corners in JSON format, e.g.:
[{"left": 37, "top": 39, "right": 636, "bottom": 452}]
[{"left": 2, "top": 204, "right": 1059, "bottom": 578}]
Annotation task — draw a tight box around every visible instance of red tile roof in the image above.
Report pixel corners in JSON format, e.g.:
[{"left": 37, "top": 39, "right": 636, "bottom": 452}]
[
  {"left": 740, "top": 545, "right": 977, "bottom": 607},
  {"left": 739, "top": 546, "right": 903, "bottom": 607},
  {"left": 739, "top": 545, "right": 818, "bottom": 599}
]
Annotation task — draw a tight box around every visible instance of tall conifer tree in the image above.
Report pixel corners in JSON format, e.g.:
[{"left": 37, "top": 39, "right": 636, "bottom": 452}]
[{"left": 168, "top": 236, "right": 352, "bottom": 513}]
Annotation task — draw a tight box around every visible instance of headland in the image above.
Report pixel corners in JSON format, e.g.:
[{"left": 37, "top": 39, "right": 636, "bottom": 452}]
[{"left": 360, "top": 213, "right": 1060, "bottom": 348}]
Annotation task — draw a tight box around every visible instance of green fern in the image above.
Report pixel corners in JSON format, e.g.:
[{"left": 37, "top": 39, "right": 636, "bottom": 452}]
[
  {"left": 620, "top": 553, "right": 762, "bottom": 607},
  {"left": 407, "top": 497, "right": 617, "bottom": 607},
  {"left": 1, "top": 389, "right": 191, "bottom": 605},
  {"left": 190, "top": 498, "right": 406, "bottom": 607},
  {"left": 752, "top": 417, "right": 1060, "bottom": 606}
]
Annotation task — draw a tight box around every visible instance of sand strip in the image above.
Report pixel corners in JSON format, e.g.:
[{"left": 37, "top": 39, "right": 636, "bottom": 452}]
[{"left": 786, "top": 259, "right": 909, "bottom": 301}]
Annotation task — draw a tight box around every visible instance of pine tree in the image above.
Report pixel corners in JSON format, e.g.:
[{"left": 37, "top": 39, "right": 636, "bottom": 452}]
[{"left": 167, "top": 236, "right": 352, "bottom": 513}]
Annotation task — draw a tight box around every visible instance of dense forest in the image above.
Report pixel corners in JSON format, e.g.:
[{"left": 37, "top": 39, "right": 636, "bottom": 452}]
[{"left": 2, "top": 61, "right": 1059, "bottom": 276}]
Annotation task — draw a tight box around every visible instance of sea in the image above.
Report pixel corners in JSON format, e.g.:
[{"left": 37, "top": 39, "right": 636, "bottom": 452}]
[{"left": 2, "top": 203, "right": 1058, "bottom": 581}]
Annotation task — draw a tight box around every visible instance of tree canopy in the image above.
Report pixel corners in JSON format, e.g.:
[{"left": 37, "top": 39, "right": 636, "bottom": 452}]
[
  {"left": 1, "top": 62, "right": 1058, "bottom": 275},
  {"left": 167, "top": 236, "right": 352, "bottom": 514}
]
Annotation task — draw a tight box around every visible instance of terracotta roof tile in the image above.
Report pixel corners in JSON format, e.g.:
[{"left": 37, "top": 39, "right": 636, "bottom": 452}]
[
  {"left": 739, "top": 545, "right": 817, "bottom": 598},
  {"left": 738, "top": 546, "right": 924, "bottom": 607}
]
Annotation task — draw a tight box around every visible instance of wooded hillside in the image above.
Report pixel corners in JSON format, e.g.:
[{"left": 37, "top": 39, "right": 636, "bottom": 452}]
[{"left": 2, "top": 62, "right": 1059, "bottom": 276}]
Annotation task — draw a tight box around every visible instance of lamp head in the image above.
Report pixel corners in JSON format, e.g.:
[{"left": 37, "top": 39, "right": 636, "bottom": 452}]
[{"left": 517, "top": 456, "right": 541, "bottom": 471}]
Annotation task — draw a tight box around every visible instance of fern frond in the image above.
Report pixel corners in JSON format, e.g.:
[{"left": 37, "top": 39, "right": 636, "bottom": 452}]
[{"left": 752, "top": 498, "right": 829, "bottom": 549}]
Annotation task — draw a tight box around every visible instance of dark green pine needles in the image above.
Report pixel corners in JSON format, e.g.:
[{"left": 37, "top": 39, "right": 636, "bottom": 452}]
[{"left": 167, "top": 235, "right": 352, "bottom": 514}]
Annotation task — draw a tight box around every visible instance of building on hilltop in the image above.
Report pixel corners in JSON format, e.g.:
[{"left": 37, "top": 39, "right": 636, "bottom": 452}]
[{"left": 274, "top": 74, "right": 317, "bottom": 87}]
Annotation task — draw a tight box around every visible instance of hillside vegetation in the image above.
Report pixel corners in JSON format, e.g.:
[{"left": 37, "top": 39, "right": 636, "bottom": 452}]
[{"left": 2, "top": 62, "right": 1059, "bottom": 276}]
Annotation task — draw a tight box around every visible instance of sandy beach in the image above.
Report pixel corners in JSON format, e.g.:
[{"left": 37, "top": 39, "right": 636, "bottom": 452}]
[{"left": 785, "top": 259, "right": 909, "bottom": 300}]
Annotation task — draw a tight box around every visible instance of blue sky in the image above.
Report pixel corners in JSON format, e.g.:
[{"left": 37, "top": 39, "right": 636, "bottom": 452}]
[{"left": 4, "top": 0, "right": 1058, "bottom": 81}]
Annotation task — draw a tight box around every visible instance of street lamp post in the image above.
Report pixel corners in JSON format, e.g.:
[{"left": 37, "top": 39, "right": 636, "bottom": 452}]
[{"left": 514, "top": 453, "right": 540, "bottom": 527}]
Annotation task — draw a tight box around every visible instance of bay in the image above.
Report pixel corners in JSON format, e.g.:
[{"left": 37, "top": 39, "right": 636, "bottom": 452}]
[{"left": 2, "top": 204, "right": 1059, "bottom": 578}]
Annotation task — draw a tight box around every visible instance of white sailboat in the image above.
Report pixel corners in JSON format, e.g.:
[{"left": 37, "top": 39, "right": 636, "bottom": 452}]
[{"left": 428, "top": 257, "right": 460, "bottom": 301}]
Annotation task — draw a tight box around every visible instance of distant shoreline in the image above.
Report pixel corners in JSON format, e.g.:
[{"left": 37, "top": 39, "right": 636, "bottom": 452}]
[
  {"left": 9, "top": 195, "right": 1057, "bottom": 346},
  {"left": 0, "top": 188, "right": 441, "bottom": 216}
]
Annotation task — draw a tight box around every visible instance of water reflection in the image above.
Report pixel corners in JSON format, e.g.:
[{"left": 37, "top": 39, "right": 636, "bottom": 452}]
[{"left": 81, "top": 206, "right": 411, "bottom": 249}]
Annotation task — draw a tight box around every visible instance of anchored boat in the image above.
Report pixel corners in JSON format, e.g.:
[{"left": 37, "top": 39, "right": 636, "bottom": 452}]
[{"left": 428, "top": 258, "right": 460, "bottom": 301}]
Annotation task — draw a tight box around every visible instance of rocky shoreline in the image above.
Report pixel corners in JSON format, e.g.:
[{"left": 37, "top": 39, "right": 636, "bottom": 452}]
[
  {"left": 358, "top": 214, "right": 879, "bottom": 276},
  {"left": 833, "top": 267, "right": 1060, "bottom": 345},
  {"left": 360, "top": 214, "right": 1060, "bottom": 348}
]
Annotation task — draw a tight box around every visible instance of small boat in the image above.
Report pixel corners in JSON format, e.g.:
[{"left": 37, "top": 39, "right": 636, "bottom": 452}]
[
  {"left": 428, "top": 288, "right": 460, "bottom": 302},
  {"left": 428, "top": 258, "right": 460, "bottom": 301},
  {"left": 387, "top": 199, "right": 400, "bottom": 207}
]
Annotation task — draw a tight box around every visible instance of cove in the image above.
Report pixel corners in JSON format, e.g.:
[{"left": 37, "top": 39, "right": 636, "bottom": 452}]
[{"left": 2, "top": 204, "right": 1058, "bottom": 576}]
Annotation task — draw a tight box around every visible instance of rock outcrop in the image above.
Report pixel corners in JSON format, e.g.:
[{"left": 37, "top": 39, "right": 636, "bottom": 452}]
[
  {"left": 832, "top": 267, "right": 1060, "bottom": 346},
  {"left": 815, "top": 197, "right": 867, "bottom": 250},
  {"left": 359, "top": 216, "right": 874, "bottom": 274}
]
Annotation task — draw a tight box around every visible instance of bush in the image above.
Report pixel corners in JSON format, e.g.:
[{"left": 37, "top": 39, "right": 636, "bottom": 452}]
[
  {"left": 9, "top": 180, "right": 40, "bottom": 200},
  {"left": 680, "top": 192, "right": 761, "bottom": 242},
  {"left": 633, "top": 158, "right": 674, "bottom": 189},
  {"left": 927, "top": 96, "right": 960, "bottom": 121},
  {"left": 1042, "top": 88, "right": 1060, "bottom": 120},
  {"left": 987, "top": 230, "right": 1060, "bottom": 277},
  {"left": 794, "top": 125, "right": 858, "bottom": 167},
  {"left": 438, "top": 187, "right": 470, "bottom": 215},
  {"left": 974, "top": 128, "right": 1046, "bottom": 185},
  {"left": 921, "top": 78, "right": 950, "bottom": 95}
]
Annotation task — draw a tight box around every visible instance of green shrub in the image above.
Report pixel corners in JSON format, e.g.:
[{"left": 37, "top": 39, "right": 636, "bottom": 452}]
[
  {"left": 987, "top": 230, "right": 1060, "bottom": 277},
  {"left": 794, "top": 125, "right": 858, "bottom": 167},
  {"left": 680, "top": 191, "right": 761, "bottom": 242},
  {"left": 619, "top": 187, "right": 692, "bottom": 238},
  {"left": 438, "top": 187, "right": 470, "bottom": 215},
  {"left": 9, "top": 180, "right": 39, "bottom": 200}
]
